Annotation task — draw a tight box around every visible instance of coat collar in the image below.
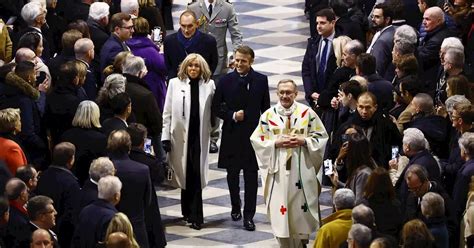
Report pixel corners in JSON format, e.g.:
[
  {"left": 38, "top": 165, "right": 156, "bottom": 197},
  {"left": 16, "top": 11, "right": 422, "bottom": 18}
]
[
  {"left": 4, "top": 72, "right": 40, "bottom": 100},
  {"left": 124, "top": 73, "right": 151, "bottom": 90},
  {"left": 322, "top": 209, "right": 352, "bottom": 224}
]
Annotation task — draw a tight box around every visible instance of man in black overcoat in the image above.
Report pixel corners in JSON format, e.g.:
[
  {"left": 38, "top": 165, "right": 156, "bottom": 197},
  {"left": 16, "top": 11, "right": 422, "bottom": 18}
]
[{"left": 212, "top": 46, "right": 270, "bottom": 231}]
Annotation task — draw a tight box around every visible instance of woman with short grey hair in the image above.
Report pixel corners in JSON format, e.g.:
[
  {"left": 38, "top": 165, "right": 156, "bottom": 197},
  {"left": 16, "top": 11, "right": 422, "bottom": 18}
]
[{"left": 453, "top": 132, "right": 474, "bottom": 220}]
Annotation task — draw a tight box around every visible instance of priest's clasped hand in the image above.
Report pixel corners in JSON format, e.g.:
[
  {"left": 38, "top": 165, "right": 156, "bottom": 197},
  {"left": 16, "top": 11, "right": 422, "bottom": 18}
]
[{"left": 275, "top": 134, "right": 305, "bottom": 148}]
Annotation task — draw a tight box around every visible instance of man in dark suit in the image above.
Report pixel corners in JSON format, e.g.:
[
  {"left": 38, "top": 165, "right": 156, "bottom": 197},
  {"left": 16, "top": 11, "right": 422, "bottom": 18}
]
[
  {"left": 127, "top": 123, "right": 167, "bottom": 248},
  {"left": 27, "top": 196, "right": 59, "bottom": 247},
  {"left": 212, "top": 46, "right": 270, "bottom": 231},
  {"left": 102, "top": 92, "right": 131, "bottom": 138},
  {"left": 35, "top": 142, "right": 80, "bottom": 248},
  {"left": 366, "top": 3, "right": 396, "bottom": 81},
  {"left": 47, "top": 30, "right": 82, "bottom": 86},
  {"left": 4, "top": 178, "right": 30, "bottom": 247},
  {"left": 123, "top": 56, "right": 163, "bottom": 163},
  {"left": 100, "top": 12, "right": 134, "bottom": 75},
  {"left": 108, "top": 130, "right": 152, "bottom": 248},
  {"left": 356, "top": 53, "right": 394, "bottom": 112},
  {"left": 87, "top": 2, "right": 111, "bottom": 73},
  {"left": 302, "top": 8, "right": 338, "bottom": 109},
  {"left": 77, "top": 157, "right": 116, "bottom": 211},
  {"left": 73, "top": 175, "right": 121, "bottom": 248},
  {"left": 163, "top": 10, "right": 218, "bottom": 80},
  {"left": 75, "top": 38, "right": 100, "bottom": 100}
]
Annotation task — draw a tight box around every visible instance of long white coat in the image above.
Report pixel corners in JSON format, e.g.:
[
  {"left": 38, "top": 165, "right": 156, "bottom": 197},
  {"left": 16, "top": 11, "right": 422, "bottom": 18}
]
[{"left": 162, "top": 77, "right": 215, "bottom": 189}]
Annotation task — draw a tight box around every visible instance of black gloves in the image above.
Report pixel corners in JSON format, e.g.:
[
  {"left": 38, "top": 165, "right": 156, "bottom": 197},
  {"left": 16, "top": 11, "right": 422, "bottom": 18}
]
[{"left": 162, "top": 140, "right": 171, "bottom": 153}]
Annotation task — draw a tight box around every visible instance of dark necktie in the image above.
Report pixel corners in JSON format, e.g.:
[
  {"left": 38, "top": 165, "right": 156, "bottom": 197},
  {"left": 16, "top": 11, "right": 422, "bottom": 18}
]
[
  {"left": 317, "top": 38, "right": 329, "bottom": 91},
  {"left": 208, "top": 4, "right": 213, "bottom": 18}
]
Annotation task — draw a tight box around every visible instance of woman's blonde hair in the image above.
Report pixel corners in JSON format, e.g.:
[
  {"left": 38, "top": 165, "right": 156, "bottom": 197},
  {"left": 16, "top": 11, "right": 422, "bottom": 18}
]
[
  {"left": 72, "top": 100, "right": 101, "bottom": 129},
  {"left": 333, "top": 36, "right": 352, "bottom": 67},
  {"left": 75, "top": 60, "right": 88, "bottom": 80},
  {"left": 0, "top": 108, "right": 20, "bottom": 133},
  {"left": 96, "top": 73, "right": 127, "bottom": 105},
  {"left": 103, "top": 51, "right": 133, "bottom": 78},
  {"left": 177, "top": 53, "right": 212, "bottom": 82},
  {"left": 105, "top": 212, "right": 139, "bottom": 248}
]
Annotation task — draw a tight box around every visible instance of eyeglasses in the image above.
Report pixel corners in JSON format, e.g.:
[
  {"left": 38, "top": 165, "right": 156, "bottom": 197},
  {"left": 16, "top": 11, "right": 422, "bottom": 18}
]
[{"left": 121, "top": 25, "right": 134, "bottom": 30}]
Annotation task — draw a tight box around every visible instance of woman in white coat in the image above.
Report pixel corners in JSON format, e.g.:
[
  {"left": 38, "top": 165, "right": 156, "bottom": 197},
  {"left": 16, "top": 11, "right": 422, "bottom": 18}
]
[{"left": 161, "top": 53, "right": 215, "bottom": 230}]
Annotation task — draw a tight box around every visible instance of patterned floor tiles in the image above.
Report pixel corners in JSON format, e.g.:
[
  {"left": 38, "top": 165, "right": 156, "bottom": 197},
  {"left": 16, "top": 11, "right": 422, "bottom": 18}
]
[{"left": 158, "top": 0, "right": 333, "bottom": 246}]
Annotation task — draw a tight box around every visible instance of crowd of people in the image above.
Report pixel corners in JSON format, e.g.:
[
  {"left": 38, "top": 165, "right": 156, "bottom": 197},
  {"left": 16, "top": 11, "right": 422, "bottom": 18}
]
[{"left": 0, "top": 0, "right": 473, "bottom": 247}]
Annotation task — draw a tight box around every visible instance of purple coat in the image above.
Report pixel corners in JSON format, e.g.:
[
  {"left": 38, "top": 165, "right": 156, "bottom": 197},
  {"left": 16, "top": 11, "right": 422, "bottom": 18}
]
[{"left": 127, "top": 36, "right": 167, "bottom": 112}]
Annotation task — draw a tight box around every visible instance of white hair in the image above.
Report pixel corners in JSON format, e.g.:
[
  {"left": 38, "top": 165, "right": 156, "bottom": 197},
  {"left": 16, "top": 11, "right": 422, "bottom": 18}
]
[
  {"left": 74, "top": 38, "right": 94, "bottom": 56},
  {"left": 459, "top": 132, "right": 474, "bottom": 157},
  {"left": 89, "top": 2, "right": 110, "bottom": 21},
  {"left": 446, "top": 95, "right": 471, "bottom": 113},
  {"left": 21, "top": 2, "right": 45, "bottom": 26},
  {"left": 394, "top": 25, "right": 418, "bottom": 45},
  {"left": 98, "top": 176, "right": 122, "bottom": 201},
  {"left": 444, "top": 48, "right": 465, "bottom": 68},
  {"left": 122, "top": 55, "right": 145, "bottom": 76},
  {"left": 333, "top": 188, "right": 355, "bottom": 210},
  {"left": 121, "top": 0, "right": 139, "bottom": 15},
  {"left": 403, "top": 128, "right": 429, "bottom": 151},
  {"left": 441, "top": 37, "right": 464, "bottom": 53},
  {"left": 29, "top": 0, "right": 47, "bottom": 8},
  {"left": 348, "top": 224, "right": 372, "bottom": 247},
  {"left": 89, "top": 157, "right": 115, "bottom": 182}
]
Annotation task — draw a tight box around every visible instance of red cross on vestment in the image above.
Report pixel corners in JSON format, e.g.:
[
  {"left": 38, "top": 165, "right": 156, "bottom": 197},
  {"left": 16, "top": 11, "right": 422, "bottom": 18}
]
[{"left": 280, "top": 205, "right": 287, "bottom": 215}]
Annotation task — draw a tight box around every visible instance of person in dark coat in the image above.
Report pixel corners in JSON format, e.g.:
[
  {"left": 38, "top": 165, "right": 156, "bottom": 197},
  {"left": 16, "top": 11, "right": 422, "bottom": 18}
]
[
  {"left": 356, "top": 53, "right": 394, "bottom": 113},
  {"left": 47, "top": 29, "right": 83, "bottom": 86},
  {"left": 44, "top": 61, "right": 86, "bottom": 145},
  {"left": 73, "top": 176, "right": 121, "bottom": 248},
  {"left": 305, "top": 0, "right": 329, "bottom": 38},
  {"left": 163, "top": 10, "right": 218, "bottom": 80},
  {"left": 127, "top": 123, "right": 167, "bottom": 248},
  {"left": 403, "top": 164, "right": 457, "bottom": 247},
  {"left": 453, "top": 132, "right": 474, "bottom": 219},
  {"left": 108, "top": 130, "right": 152, "bottom": 248},
  {"left": 26, "top": 196, "right": 60, "bottom": 248},
  {"left": 75, "top": 38, "right": 101, "bottom": 101},
  {"left": 393, "top": 128, "right": 441, "bottom": 216},
  {"left": 35, "top": 142, "right": 81, "bottom": 248},
  {"left": 61, "top": 101, "right": 107, "bottom": 186},
  {"left": 420, "top": 192, "right": 449, "bottom": 248},
  {"left": 87, "top": 2, "right": 111, "bottom": 73},
  {"left": 212, "top": 46, "right": 270, "bottom": 231},
  {"left": 127, "top": 17, "right": 168, "bottom": 112},
  {"left": 302, "top": 8, "right": 339, "bottom": 108},
  {"left": 417, "top": 7, "right": 456, "bottom": 93},
  {"left": 45, "top": 0, "right": 67, "bottom": 57},
  {"left": 100, "top": 13, "right": 134, "bottom": 75},
  {"left": 139, "top": 0, "right": 166, "bottom": 38},
  {"left": 102, "top": 92, "right": 132, "bottom": 138},
  {"left": 0, "top": 61, "right": 48, "bottom": 168},
  {"left": 4, "top": 178, "right": 30, "bottom": 248},
  {"left": 77, "top": 157, "right": 115, "bottom": 213},
  {"left": 123, "top": 56, "right": 163, "bottom": 163},
  {"left": 367, "top": 3, "right": 396, "bottom": 81},
  {"left": 331, "top": 0, "right": 365, "bottom": 45}
]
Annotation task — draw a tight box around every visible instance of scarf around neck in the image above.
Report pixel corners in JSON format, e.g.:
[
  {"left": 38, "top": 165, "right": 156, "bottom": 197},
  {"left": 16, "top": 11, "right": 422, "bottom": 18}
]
[{"left": 177, "top": 29, "right": 201, "bottom": 50}]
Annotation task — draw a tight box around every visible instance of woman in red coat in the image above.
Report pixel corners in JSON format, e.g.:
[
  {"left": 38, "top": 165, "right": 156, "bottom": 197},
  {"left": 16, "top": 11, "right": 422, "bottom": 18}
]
[{"left": 0, "top": 108, "right": 27, "bottom": 175}]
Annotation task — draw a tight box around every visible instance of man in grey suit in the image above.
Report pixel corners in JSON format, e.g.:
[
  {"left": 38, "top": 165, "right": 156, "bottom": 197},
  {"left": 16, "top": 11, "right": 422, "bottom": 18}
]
[
  {"left": 187, "top": 0, "right": 243, "bottom": 80},
  {"left": 188, "top": 0, "right": 243, "bottom": 153}
]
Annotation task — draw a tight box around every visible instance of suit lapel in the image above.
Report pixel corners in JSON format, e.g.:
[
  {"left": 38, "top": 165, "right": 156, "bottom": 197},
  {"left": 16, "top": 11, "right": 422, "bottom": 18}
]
[{"left": 210, "top": 1, "right": 223, "bottom": 22}]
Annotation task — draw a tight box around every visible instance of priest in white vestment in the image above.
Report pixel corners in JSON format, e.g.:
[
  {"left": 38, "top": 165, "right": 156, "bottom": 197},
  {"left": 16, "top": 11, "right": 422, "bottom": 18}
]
[{"left": 250, "top": 79, "right": 328, "bottom": 248}]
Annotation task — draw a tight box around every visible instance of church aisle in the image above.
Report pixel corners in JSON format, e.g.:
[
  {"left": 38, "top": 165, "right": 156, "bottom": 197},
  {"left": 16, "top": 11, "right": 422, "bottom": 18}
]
[{"left": 157, "top": 0, "right": 333, "bottom": 246}]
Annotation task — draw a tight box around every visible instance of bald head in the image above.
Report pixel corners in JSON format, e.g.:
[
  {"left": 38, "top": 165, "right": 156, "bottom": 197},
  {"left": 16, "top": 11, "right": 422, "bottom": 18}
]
[
  {"left": 106, "top": 232, "right": 131, "bottom": 248},
  {"left": 5, "top": 178, "right": 28, "bottom": 201},
  {"left": 30, "top": 229, "right": 53, "bottom": 248},
  {"left": 15, "top": 48, "right": 36, "bottom": 63},
  {"left": 423, "top": 7, "right": 444, "bottom": 32},
  {"left": 74, "top": 38, "right": 94, "bottom": 62}
]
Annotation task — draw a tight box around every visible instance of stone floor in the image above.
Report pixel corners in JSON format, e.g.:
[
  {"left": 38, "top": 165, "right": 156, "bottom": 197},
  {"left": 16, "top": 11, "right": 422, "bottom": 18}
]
[{"left": 157, "top": 0, "right": 333, "bottom": 247}]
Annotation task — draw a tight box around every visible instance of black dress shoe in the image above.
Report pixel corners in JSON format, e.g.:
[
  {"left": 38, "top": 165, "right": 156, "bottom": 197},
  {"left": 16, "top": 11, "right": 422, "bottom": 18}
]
[
  {"left": 243, "top": 219, "right": 255, "bottom": 231},
  {"left": 190, "top": 222, "right": 202, "bottom": 230},
  {"left": 209, "top": 141, "right": 219, "bottom": 153},
  {"left": 231, "top": 211, "right": 242, "bottom": 221}
]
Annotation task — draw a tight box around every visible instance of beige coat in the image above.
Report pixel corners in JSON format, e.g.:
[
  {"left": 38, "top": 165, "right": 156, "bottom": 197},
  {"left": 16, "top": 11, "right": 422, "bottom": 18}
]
[{"left": 162, "top": 77, "right": 215, "bottom": 189}]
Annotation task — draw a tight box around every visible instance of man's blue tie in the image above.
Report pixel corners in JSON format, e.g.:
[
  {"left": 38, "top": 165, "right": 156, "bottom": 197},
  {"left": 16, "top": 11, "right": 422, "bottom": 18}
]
[{"left": 317, "top": 38, "right": 329, "bottom": 91}]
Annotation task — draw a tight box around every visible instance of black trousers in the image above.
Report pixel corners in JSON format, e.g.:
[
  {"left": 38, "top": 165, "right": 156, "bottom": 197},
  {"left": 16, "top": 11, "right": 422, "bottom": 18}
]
[
  {"left": 226, "top": 167, "right": 258, "bottom": 220},
  {"left": 181, "top": 140, "right": 203, "bottom": 224}
]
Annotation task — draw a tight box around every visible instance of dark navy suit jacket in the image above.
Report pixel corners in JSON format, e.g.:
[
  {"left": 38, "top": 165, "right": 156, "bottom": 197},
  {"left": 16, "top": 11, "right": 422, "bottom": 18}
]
[
  {"left": 73, "top": 199, "right": 118, "bottom": 248},
  {"left": 453, "top": 159, "right": 474, "bottom": 218},
  {"left": 212, "top": 69, "right": 270, "bottom": 170},
  {"left": 110, "top": 153, "right": 152, "bottom": 248},
  {"left": 100, "top": 34, "right": 128, "bottom": 74},
  {"left": 163, "top": 31, "right": 218, "bottom": 79}
]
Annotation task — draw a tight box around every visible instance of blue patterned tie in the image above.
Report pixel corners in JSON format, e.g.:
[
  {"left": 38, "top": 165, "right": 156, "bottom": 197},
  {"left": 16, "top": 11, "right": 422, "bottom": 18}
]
[{"left": 317, "top": 38, "right": 329, "bottom": 91}]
